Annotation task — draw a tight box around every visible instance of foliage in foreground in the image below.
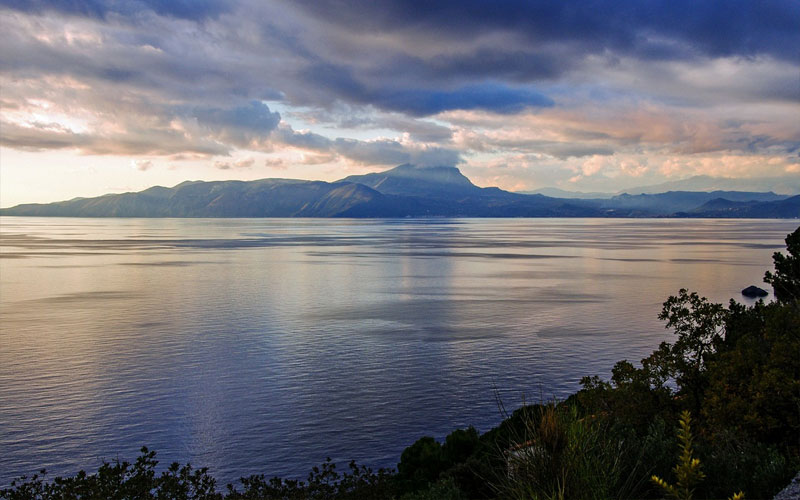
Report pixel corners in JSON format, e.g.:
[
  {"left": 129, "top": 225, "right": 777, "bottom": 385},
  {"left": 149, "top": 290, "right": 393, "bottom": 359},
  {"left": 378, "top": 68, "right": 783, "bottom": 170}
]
[
  {"left": 0, "top": 452, "right": 396, "bottom": 500},
  {"left": 3, "top": 227, "right": 799, "bottom": 500},
  {"left": 650, "top": 411, "right": 743, "bottom": 500}
]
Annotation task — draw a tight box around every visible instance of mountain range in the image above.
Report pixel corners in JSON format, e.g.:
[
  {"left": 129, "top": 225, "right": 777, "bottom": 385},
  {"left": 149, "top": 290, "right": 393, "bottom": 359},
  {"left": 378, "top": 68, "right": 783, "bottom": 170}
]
[
  {"left": 523, "top": 175, "right": 800, "bottom": 198},
  {"left": 1, "top": 164, "right": 798, "bottom": 218},
  {"left": 619, "top": 175, "right": 800, "bottom": 196}
]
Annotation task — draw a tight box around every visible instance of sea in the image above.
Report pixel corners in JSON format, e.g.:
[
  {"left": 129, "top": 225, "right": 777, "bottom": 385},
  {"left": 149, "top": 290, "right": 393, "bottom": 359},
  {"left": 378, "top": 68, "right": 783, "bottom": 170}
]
[{"left": 1, "top": 217, "right": 796, "bottom": 486}]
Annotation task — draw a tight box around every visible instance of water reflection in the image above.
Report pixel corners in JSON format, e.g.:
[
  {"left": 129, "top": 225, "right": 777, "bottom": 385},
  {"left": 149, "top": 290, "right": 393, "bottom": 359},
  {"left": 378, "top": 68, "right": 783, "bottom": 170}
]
[{"left": 0, "top": 217, "right": 796, "bottom": 485}]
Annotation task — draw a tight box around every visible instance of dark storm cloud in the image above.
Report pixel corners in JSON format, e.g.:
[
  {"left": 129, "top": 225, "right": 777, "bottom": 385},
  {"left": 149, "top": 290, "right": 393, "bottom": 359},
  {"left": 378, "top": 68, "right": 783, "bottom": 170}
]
[
  {"left": 189, "top": 101, "right": 281, "bottom": 136},
  {"left": 2, "top": 17, "right": 286, "bottom": 112},
  {"left": 274, "top": 125, "right": 462, "bottom": 166},
  {"left": 376, "top": 85, "right": 554, "bottom": 116},
  {"left": 275, "top": 128, "right": 332, "bottom": 151},
  {"left": 416, "top": 49, "right": 568, "bottom": 82},
  {"left": 290, "top": 0, "right": 800, "bottom": 63},
  {"left": 299, "top": 62, "right": 553, "bottom": 115},
  {"left": 361, "top": 49, "right": 570, "bottom": 87},
  {"left": 277, "top": 0, "right": 799, "bottom": 117},
  {"left": 0, "top": 0, "right": 231, "bottom": 20},
  {"left": 3, "top": 0, "right": 797, "bottom": 119},
  {"left": 1, "top": 0, "right": 797, "bottom": 176}
]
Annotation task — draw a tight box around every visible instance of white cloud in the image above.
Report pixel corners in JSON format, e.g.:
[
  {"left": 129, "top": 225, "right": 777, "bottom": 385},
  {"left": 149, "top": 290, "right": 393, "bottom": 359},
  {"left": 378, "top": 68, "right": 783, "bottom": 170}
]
[
  {"left": 214, "top": 157, "right": 255, "bottom": 170},
  {"left": 131, "top": 159, "right": 153, "bottom": 171}
]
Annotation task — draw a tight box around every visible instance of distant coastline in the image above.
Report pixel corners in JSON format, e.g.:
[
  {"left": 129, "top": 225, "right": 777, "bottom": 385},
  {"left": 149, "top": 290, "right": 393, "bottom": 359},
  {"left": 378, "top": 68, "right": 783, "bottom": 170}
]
[{"left": 2, "top": 164, "right": 799, "bottom": 218}]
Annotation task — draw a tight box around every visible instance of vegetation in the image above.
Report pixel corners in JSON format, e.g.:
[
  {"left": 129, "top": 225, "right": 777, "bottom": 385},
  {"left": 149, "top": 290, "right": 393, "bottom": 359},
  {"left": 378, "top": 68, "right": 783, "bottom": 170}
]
[
  {"left": 650, "top": 411, "right": 706, "bottom": 500},
  {"left": 650, "top": 411, "right": 743, "bottom": 500},
  {"left": 3, "top": 227, "right": 798, "bottom": 500}
]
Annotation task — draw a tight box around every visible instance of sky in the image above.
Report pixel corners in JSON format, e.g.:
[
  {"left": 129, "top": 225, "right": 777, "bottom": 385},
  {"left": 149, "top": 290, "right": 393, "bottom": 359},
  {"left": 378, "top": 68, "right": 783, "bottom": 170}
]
[{"left": 1, "top": 0, "right": 799, "bottom": 207}]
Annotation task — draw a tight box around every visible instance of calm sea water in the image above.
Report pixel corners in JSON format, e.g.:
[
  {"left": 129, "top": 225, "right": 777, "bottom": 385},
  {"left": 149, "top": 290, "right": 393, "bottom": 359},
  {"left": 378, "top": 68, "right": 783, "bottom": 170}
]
[{"left": 0, "top": 217, "right": 796, "bottom": 486}]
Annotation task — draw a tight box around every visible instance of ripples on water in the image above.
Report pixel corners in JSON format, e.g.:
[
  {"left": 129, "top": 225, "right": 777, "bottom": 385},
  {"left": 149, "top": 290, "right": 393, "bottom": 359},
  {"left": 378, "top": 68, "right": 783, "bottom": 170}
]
[{"left": 0, "top": 217, "right": 796, "bottom": 486}]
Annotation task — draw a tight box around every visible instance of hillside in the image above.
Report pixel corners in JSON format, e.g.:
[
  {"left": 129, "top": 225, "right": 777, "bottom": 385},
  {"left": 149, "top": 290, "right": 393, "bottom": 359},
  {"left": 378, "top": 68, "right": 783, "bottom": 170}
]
[
  {"left": 1, "top": 164, "right": 797, "bottom": 218},
  {"left": 684, "top": 195, "right": 800, "bottom": 218},
  {"left": 594, "top": 190, "right": 790, "bottom": 216},
  {"left": 0, "top": 180, "right": 386, "bottom": 217}
]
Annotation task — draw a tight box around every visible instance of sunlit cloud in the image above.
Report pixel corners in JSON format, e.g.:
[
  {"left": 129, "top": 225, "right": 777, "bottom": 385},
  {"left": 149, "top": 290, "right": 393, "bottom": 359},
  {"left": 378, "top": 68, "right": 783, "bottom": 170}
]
[
  {"left": 131, "top": 159, "right": 153, "bottom": 171},
  {"left": 214, "top": 157, "right": 255, "bottom": 170},
  {"left": 1, "top": 0, "right": 798, "bottom": 206}
]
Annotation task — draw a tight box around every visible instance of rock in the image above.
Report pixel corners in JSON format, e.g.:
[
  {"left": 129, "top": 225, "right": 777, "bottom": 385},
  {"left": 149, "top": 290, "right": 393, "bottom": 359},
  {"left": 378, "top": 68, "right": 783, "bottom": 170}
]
[
  {"left": 742, "top": 285, "right": 769, "bottom": 298},
  {"left": 774, "top": 471, "right": 800, "bottom": 500}
]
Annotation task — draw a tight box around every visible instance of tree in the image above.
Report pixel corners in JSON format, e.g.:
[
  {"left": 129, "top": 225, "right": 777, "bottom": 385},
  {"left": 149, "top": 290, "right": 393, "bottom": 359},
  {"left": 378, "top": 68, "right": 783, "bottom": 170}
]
[
  {"left": 397, "top": 437, "right": 447, "bottom": 492},
  {"left": 764, "top": 226, "right": 800, "bottom": 303},
  {"left": 655, "top": 290, "right": 728, "bottom": 414}
]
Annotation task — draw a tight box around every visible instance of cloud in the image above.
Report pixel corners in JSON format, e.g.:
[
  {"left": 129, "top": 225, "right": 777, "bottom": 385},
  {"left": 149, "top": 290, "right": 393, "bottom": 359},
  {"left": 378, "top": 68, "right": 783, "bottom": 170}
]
[
  {"left": 405, "top": 49, "right": 569, "bottom": 82},
  {"left": 580, "top": 156, "right": 607, "bottom": 177},
  {"left": 376, "top": 85, "right": 554, "bottom": 116},
  {"left": 1, "top": 0, "right": 232, "bottom": 21},
  {"left": 264, "top": 157, "right": 288, "bottom": 170},
  {"left": 185, "top": 101, "right": 282, "bottom": 146},
  {"left": 299, "top": 62, "right": 554, "bottom": 115},
  {"left": 273, "top": 123, "right": 463, "bottom": 167},
  {"left": 274, "top": 126, "right": 332, "bottom": 151},
  {"left": 189, "top": 102, "right": 281, "bottom": 135},
  {"left": 262, "top": 152, "right": 334, "bottom": 170},
  {"left": 131, "top": 159, "right": 153, "bottom": 171},
  {"left": 0, "top": 79, "right": 284, "bottom": 155},
  {"left": 214, "top": 157, "right": 255, "bottom": 170},
  {"left": 330, "top": 138, "right": 409, "bottom": 166},
  {"left": 0, "top": 0, "right": 798, "bottom": 194},
  {"left": 282, "top": 106, "right": 455, "bottom": 142},
  {"left": 544, "top": 144, "right": 614, "bottom": 160},
  {"left": 377, "top": 116, "right": 453, "bottom": 143},
  {"left": 332, "top": 138, "right": 460, "bottom": 166},
  {"left": 300, "top": 153, "right": 336, "bottom": 164},
  {"left": 289, "top": 0, "right": 800, "bottom": 63},
  {"left": 0, "top": 114, "right": 230, "bottom": 156},
  {"left": 0, "top": 73, "right": 463, "bottom": 167}
]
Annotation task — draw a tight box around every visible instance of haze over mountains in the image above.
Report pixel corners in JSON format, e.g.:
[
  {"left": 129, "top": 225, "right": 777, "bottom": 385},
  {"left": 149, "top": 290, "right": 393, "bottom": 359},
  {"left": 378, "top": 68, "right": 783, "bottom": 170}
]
[
  {"left": 524, "top": 175, "right": 800, "bottom": 198},
  {"left": 1, "top": 164, "right": 798, "bottom": 218}
]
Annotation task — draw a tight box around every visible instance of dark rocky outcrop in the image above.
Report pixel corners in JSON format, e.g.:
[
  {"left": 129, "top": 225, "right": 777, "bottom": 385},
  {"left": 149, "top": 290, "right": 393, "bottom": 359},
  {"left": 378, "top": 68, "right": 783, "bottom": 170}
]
[
  {"left": 773, "top": 472, "right": 800, "bottom": 500},
  {"left": 741, "top": 285, "right": 769, "bottom": 298}
]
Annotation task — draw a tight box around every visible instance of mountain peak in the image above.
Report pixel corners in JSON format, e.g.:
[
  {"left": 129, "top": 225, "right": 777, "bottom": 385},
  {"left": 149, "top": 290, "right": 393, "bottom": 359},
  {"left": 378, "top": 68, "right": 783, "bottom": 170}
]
[
  {"left": 338, "top": 164, "right": 476, "bottom": 197},
  {"left": 376, "top": 164, "right": 473, "bottom": 185},
  {"left": 2, "top": 163, "right": 796, "bottom": 218}
]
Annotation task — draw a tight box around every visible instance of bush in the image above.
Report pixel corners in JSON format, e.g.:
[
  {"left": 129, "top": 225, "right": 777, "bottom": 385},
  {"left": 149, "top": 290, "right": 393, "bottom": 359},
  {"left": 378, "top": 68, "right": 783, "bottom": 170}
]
[{"left": 500, "top": 403, "right": 635, "bottom": 500}]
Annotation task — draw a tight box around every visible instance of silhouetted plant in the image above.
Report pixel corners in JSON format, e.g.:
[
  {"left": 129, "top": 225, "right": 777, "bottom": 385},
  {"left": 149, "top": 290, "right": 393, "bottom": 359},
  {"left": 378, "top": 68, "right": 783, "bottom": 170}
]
[
  {"left": 651, "top": 411, "right": 744, "bottom": 500},
  {"left": 764, "top": 226, "right": 800, "bottom": 303},
  {"left": 225, "top": 457, "right": 396, "bottom": 499},
  {"left": 651, "top": 411, "right": 706, "bottom": 500},
  {"left": 0, "top": 447, "right": 222, "bottom": 500}
]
